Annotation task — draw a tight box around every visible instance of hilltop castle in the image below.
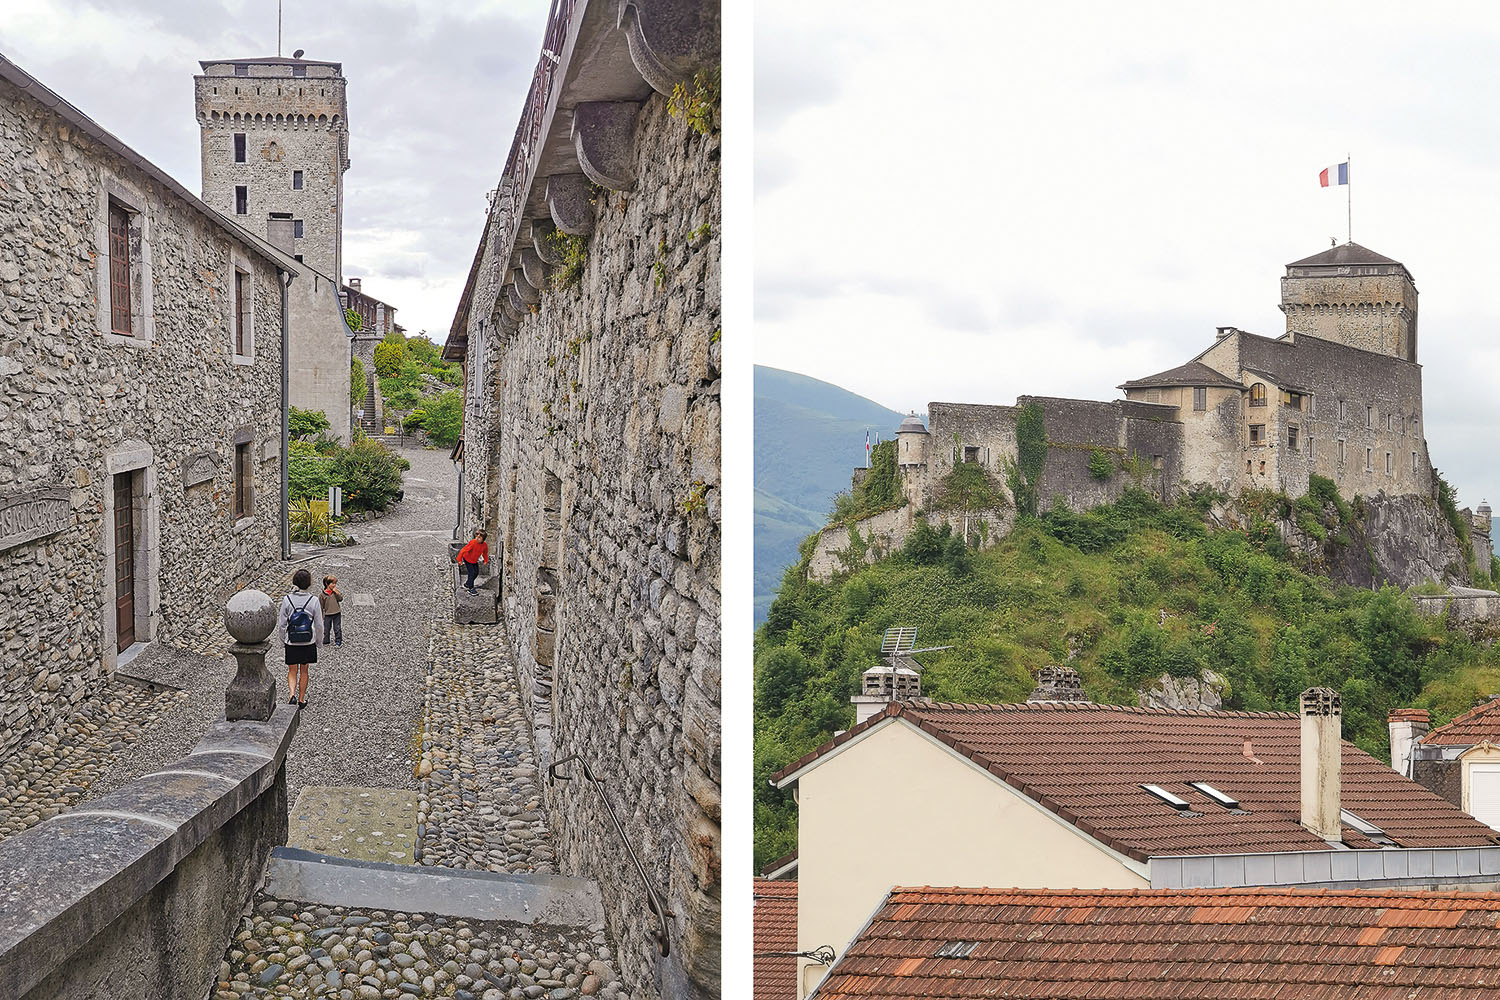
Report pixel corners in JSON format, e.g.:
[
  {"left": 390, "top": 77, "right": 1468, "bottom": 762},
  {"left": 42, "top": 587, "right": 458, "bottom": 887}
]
[{"left": 815, "top": 243, "right": 1492, "bottom": 581}]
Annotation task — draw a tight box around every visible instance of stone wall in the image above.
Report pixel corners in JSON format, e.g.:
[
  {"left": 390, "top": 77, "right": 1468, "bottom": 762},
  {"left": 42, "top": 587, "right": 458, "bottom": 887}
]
[
  {"left": 286, "top": 266, "right": 353, "bottom": 443},
  {"left": 0, "top": 76, "right": 283, "bottom": 759},
  {"left": 0, "top": 703, "right": 298, "bottom": 1000},
  {"left": 459, "top": 94, "right": 720, "bottom": 998}
]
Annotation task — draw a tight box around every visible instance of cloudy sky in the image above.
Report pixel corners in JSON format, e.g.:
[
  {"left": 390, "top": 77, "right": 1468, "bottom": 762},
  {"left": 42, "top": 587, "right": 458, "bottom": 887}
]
[
  {"left": 756, "top": 1, "right": 1500, "bottom": 511},
  {"left": 1, "top": 0, "right": 551, "bottom": 341}
]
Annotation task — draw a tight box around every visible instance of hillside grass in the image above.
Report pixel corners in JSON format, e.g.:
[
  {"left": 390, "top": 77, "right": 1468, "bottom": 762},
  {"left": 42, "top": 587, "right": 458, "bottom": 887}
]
[{"left": 752, "top": 487, "right": 1500, "bottom": 870}]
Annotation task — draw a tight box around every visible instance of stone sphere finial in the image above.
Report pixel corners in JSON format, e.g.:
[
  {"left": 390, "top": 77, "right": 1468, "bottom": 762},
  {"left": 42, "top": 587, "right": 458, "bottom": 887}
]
[{"left": 225, "top": 589, "right": 277, "bottom": 644}]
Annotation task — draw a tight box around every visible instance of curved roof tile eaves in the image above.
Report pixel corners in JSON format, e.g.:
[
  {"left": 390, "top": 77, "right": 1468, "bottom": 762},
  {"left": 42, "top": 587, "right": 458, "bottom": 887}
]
[
  {"left": 1420, "top": 698, "right": 1500, "bottom": 746},
  {"left": 1120, "top": 361, "right": 1243, "bottom": 390}
]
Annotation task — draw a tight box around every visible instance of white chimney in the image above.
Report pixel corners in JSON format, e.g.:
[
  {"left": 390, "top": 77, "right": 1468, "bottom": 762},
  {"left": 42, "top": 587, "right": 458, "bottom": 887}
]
[
  {"left": 850, "top": 660, "right": 920, "bottom": 725},
  {"left": 1300, "top": 687, "right": 1343, "bottom": 842},
  {"left": 1387, "top": 708, "right": 1431, "bottom": 777}
]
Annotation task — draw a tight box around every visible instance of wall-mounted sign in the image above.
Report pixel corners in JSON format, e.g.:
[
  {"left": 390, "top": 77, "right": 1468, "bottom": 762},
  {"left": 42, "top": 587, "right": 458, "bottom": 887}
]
[
  {"left": 182, "top": 450, "right": 219, "bottom": 489},
  {"left": 0, "top": 487, "right": 71, "bottom": 553}
]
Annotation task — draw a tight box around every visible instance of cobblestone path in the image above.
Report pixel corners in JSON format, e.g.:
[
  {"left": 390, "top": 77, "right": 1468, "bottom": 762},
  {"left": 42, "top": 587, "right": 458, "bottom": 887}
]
[
  {"left": 214, "top": 899, "right": 632, "bottom": 999},
  {"left": 0, "top": 680, "right": 186, "bottom": 843},
  {"left": 416, "top": 573, "right": 555, "bottom": 873}
]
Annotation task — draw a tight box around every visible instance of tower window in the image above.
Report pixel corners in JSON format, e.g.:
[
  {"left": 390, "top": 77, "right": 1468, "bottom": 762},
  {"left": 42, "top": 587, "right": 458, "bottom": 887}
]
[
  {"left": 293, "top": 219, "right": 304, "bottom": 239},
  {"left": 1308, "top": 437, "right": 1315, "bottom": 461},
  {"left": 1366, "top": 405, "right": 1374, "bottom": 428},
  {"left": 1249, "top": 424, "right": 1265, "bottom": 446},
  {"left": 233, "top": 133, "right": 246, "bottom": 163},
  {"left": 1249, "top": 383, "right": 1267, "bottom": 407},
  {"left": 1386, "top": 452, "right": 1393, "bottom": 475},
  {"left": 293, "top": 170, "right": 303, "bottom": 190},
  {"left": 1339, "top": 400, "right": 1347, "bottom": 421},
  {"left": 1412, "top": 451, "right": 1418, "bottom": 473},
  {"left": 1365, "top": 448, "right": 1373, "bottom": 472},
  {"left": 234, "top": 268, "right": 251, "bottom": 357},
  {"left": 1287, "top": 426, "right": 1299, "bottom": 451},
  {"left": 293, "top": 65, "right": 307, "bottom": 77},
  {"left": 1282, "top": 390, "right": 1304, "bottom": 410},
  {"left": 234, "top": 64, "right": 249, "bottom": 77},
  {"left": 1193, "top": 386, "right": 1206, "bottom": 411},
  {"left": 234, "top": 186, "right": 247, "bottom": 215},
  {"left": 1337, "top": 439, "right": 1346, "bottom": 464}
]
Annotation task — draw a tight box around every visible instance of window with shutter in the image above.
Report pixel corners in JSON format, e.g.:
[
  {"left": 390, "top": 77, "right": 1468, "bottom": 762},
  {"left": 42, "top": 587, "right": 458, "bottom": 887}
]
[
  {"left": 108, "top": 202, "right": 132, "bottom": 336},
  {"left": 234, "top": 270, "right": 249, "bottom": 355},
  {"left": 233, "top": 442, "right": 253, "bottom": 519}
]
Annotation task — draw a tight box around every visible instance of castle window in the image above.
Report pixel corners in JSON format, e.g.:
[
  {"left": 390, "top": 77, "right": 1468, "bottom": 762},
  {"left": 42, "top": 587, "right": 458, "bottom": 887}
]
[
  {"left": 1308, "top": 438, "right": 1315, "bottom": 461},
  {"left": 1152, "top": 454, "right": 1163, "bottom": 470},
  {"left": 1365, "top": 448, "right": 1373, "bottom": 472},
  {"left": 1282, "top": 390, "right": 1304, "bottom": 410},
  {"left": 1249, "top": 383, "right": 1267, "bottom": 407},
  {"left": 1385, "top": 452, "right": 1393, "bottom": 475},
  {"left": 235, "top": 185, "right": 247, "bottom": 215},
  {"left": 1337, "top": 439, "right": 1346, "bottom": 464},
  {"left": 1412, "top": 451, "right": 1418, "bottom": 473},
  {"left": 1339, "top": 400, "right": 1347, "bottom": 421},
  {"left": 107, "top": 200, "right": 132, "bottom": 337},
  {"left": 1246, "top": 460, "right": 1252, "bottom": 474},
  {"left": 293, "top": 170, "right": 303, "bottom": 190},
  {"left": 293, "top": 65, "right": 307, "bottom": 77},
  {"left": 1287, "top": 426, "right": 1299, "bottom": 451},
  {"left": 1399, "top": 415, "right": 1405, "bottom": 435},
  {"left": 293, "top": 219, "right": 304, "bottom": 239},
  {"left": 233, "top": 133, "right": 246, "bottom": 163},
  {"left": 234, "top": 268, "right": 250, "bottom": 357},
  {"left": 1387, "top": 413, "right": 1394, "bottom": 432},
  {"left": 962, "top": 446, "right": 979, "bottom": 463},
  {"left": 1366, "top": 405, "right": 1374, "bottom": 429},
  {"left": 234, "top": 64, "right": 249, "bottom": 77},
  {"left": 1193, "top": 387, "right": 1206, "bottom": 411},
  {"left": 1259, "top": 461, "right": 1266, "bottom": 475},
  {"left": 1249, "top": 424, "right": 1266, "bottom": 446},
  {"left": 232, "top": 440, "right": 253, "bottom": 520},
  {"left": 1146, "top": 388, "right": 1161, "bottom": 403}
]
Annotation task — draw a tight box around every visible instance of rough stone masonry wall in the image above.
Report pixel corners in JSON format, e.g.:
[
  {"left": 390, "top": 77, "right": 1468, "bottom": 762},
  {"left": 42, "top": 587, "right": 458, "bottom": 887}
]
[
  {"left": 0, "top": 79, "right": 282, "bottom": 759},
  {"left": 466, "top": 95, "right": 720, "bottom": 999}
]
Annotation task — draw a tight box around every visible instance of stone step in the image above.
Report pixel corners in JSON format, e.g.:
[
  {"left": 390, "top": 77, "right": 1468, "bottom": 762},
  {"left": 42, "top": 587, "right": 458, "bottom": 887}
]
[{"left": 265, "top": 846, "right": 605, "bottom": 929}]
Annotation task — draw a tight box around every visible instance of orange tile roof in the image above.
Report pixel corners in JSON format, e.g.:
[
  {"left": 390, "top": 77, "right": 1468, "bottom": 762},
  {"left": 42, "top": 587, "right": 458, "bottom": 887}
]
[
  {"left": 772, "top": 702, "right": 1500, "bottom": 860},
  {"left": 754, "top": 879, "right": 798, "bottom": 1000},
  {"left": 1421, "top": 698, "right": 1500, "bottom": 746},
  {"left": 813, "top": 886, "right": 1500, "bottom": 999}
]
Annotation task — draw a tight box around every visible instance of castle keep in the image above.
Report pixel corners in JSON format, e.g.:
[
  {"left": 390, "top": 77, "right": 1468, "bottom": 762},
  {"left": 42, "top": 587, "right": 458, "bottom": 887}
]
[
  {"left": 195, "top": 55, "right": 355, "bottom": 441},
  {"left": 813, "top": 243, "right": 1485, "bottom": 581}
]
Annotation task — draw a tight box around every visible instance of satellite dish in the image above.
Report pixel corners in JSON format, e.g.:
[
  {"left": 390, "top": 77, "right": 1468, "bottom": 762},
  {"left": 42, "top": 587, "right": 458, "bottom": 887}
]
[{"left": 293, "top": 48, "right": 305, "bottom": 59}]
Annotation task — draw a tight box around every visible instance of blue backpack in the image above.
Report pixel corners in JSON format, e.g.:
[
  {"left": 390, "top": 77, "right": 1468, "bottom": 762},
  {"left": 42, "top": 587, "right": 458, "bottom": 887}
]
[{"left": 287, "top": 595, "right": 315, "bottom": 644}]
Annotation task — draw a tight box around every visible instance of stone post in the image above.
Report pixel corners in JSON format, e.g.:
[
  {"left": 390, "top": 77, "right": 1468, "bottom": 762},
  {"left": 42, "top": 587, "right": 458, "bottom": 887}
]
[{"left": 224, "top": 589, "right": 278, "bottom": 722}]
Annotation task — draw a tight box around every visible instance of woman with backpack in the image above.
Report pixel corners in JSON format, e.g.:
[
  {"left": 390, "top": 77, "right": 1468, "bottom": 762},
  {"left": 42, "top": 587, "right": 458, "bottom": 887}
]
[{"left": 278, "top": 568, "right": 324, "bottom": 708}]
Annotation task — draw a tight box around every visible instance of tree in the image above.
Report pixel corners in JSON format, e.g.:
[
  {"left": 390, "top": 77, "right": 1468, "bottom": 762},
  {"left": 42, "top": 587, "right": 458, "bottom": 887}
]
[
  {"left": 373, "top": 339, "right": 405, "bottom": 378},
  {"left": 350, "top": 356, "right": 366, "bottom": 398},
  {"left": 935, "top": 459, "right": 1008, "bottom": 545},
  {"left": 344, "top": 308, "right": 363, "bottom": 332},
  {"left": 288, "top": 407, "right": 330, "bottom": 440}
]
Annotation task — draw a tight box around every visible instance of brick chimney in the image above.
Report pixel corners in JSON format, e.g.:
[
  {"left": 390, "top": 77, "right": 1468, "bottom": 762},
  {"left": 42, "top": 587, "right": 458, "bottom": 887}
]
[
  {"left": 348, "top": 277, "right": 362, "bottom": 293},
  {"left": 1300, "top": 687, "right": 1343, "bottom": 841},
  {"left": 1387, "top": 708, "right": 1431, "bottom": 777},
  {"left": 1027, "top": 665, "right": 1089, "bottom": 703}
]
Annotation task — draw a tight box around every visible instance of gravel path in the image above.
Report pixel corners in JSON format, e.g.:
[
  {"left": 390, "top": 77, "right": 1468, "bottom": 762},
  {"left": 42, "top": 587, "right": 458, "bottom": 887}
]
[
  {"left": 93, "top": 444, "right": 456, "bottom": 804},
  {"left": 214, "top": 899, "right": 632, "bottom": 999}
]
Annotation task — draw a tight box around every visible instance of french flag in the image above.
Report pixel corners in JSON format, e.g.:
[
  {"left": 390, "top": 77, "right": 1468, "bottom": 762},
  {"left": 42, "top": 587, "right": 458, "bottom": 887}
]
[{"left": 1319, "top": 162, "right": 1349, "bottom": 187}]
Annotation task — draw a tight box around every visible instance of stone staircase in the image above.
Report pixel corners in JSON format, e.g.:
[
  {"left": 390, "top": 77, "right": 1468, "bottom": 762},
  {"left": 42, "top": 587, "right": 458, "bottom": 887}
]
[{"left": 358, "top": 371, "right": 381, "bottom": 436}]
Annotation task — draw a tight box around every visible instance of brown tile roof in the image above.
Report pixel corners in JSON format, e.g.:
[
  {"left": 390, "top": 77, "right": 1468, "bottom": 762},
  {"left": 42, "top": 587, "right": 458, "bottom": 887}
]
[
  {"left": 759, "top": 850, "right": 798, "bottom": 879},
  {"left": 813, "top": 886, "right": 1500, "bottom": 999},
  {"left": 754, "top": 879, "right": 798, "bottom": 1000},
  {"left": 1119, "top": 360, "right": 1242, "bottom": 390},
  {"left": 1421, "top": 698, "right": 1500, "bottom": 746},
  {"left": 772, "top": 702, "right": 1500, "bottom": 861},
  {"left": 1289, "top": 241, "right": 1403, "bottom": 268}
]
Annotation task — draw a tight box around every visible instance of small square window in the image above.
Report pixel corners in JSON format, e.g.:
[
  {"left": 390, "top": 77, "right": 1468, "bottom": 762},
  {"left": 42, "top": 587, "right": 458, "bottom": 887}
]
[
  {"left": 1193, "top": 386, "right": 1206, "bottom": 411},
  {"left": 1287, "top": 426, "right": 1299, "bottom": 451},
  {"left": 1249, "top": 424, "right": 1265, "bottom": 446},
  {"left": 294, "top": 254, "right": 303, "bottom": 263},
  {"left": 234, "top": 64, "right": 249, "bottom": 77},
  {"left": 1146, "top": 388, "right": 1161, "bottom": 403},
  {"left": 293, "top": 219, "right": 304, "bottom": 239},
  {"left": 293, "top": 65, "right": 307, "bottom": 77},
  {"left": 235, "top": 186, "right": 248, "bottom": 215},
  {"left": 962, "top": 445, "right": 979, "bottom": 463},
  {"left": 293, "top": 170, "right": 303, "bottom": 190},
  {"left": 234, "top": 133, "right": 246, "bottom": 163}
]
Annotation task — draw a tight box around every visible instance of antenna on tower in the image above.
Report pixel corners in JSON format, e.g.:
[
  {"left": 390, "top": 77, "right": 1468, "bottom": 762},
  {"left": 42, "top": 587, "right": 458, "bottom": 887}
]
[{"left": 277, "top": 0, "right": 283, "bottom": 57}]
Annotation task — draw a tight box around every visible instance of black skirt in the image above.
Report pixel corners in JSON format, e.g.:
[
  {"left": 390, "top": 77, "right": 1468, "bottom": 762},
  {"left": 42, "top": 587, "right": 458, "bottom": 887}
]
[{"left": 285, "top": 643, "right": 318, "bottom": 665}]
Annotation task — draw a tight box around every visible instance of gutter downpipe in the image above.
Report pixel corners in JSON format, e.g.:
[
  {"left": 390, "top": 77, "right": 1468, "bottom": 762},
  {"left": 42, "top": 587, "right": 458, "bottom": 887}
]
[{"left": 280, "top": 270, "right": 294, "bottom": 560}]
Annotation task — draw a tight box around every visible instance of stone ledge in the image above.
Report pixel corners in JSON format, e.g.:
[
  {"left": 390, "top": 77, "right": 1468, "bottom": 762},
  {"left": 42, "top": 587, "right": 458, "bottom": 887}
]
[
  {"left": 0, "top": 703, "right": 299, "bottom": 998},
  {"left": 265, "top": 847, "right": 605, "bottom": 929}
]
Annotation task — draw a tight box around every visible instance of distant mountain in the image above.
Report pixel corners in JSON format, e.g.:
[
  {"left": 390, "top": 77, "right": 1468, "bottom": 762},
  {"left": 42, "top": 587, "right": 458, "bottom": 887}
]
[{"left": 754, "top": 366, "right": 910, "bottom": 623}]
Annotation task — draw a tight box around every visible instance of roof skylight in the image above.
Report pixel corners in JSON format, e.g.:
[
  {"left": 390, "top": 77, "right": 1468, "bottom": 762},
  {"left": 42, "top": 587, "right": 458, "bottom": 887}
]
[
  {"left": 1188, "top": 782, "right": 1241, "bottom": 809},
  {"left": 1341, "top": 809, "right": 1397, "bottom": 846},
  {"left": 1141, "top": 784, "right": 1191, "bottom": 810}
]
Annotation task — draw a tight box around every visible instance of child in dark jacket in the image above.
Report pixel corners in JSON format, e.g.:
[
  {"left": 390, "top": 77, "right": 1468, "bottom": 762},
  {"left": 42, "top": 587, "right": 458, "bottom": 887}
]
[{"left": 320, "top": 575, "right": 343, "bottom": 646}]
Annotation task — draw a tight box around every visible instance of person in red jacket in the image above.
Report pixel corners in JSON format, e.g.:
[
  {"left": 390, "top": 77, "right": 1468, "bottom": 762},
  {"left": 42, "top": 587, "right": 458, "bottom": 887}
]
[{"left": 456, "top": 528, "right": 488, "bottom": 594}]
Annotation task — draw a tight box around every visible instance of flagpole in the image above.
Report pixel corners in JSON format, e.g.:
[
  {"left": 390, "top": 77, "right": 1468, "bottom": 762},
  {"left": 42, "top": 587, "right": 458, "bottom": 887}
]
[{"left": 1347, "top": 152, "right": 1352, "bottom": 244}]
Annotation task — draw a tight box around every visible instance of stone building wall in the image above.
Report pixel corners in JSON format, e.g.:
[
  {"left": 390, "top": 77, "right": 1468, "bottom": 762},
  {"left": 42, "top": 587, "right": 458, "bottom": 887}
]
[
  {"left": 1280, "top": 267, "right": 1416, "bottom": 361},
  {"left": 0, "top": 75, "right": 284, "bottom": 759},
  {"left": 459, "top": 94, "right": 720, "bottom": 998}
]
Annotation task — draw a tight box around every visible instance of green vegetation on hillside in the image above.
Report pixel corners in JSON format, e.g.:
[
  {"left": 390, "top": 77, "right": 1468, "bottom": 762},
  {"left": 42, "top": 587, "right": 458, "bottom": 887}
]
[{"left": 753, "top": 485, "right": 1500, "bottom": 869}]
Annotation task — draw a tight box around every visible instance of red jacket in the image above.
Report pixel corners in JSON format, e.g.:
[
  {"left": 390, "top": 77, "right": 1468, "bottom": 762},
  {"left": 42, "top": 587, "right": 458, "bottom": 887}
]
[{"left": 457, "top": 538, "right": 489, "bottom": 564}]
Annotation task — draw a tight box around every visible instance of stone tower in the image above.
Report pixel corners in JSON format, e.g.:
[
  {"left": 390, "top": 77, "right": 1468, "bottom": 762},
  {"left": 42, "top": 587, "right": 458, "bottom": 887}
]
[
  {"left": 1280, "top": 242, "right": 1418, "bottom": 362},
  {"left": 194, "top": 56, "right": 350, "bottom": 284}
]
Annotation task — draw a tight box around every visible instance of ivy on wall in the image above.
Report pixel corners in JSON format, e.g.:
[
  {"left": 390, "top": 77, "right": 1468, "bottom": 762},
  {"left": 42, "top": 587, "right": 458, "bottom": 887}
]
[{"left": 1005, "top": 402, "right": 1046, "bottom": 517}]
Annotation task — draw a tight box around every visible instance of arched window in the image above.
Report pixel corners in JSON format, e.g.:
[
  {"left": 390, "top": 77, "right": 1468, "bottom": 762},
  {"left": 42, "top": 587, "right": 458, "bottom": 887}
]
[{"left": 1249, "top": 383, "right": 1267, "bottom": 407}]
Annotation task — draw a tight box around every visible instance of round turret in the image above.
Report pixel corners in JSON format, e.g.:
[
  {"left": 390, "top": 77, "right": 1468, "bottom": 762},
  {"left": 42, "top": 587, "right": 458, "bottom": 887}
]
[{"left": 896, "top": 412, "right": 928, "bottom": 467}]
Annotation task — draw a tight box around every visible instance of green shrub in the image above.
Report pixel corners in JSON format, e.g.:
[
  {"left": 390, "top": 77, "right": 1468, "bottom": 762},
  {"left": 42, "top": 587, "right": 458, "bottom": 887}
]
[
  {"left": 333, "top": 439, "right": 405, "bottom": 511},
  {"left": 373, "top": 339, "right": 405, "bottom": 378},
  {"left": 422, "top": 390, "right": 463, "bottom": 448},
  {"left": 1088, "top": 448, "right": 1114, "bottom": 481},
  {"left": 344, "top": 308, "right": 362, "bottom": 332},
  {"left": 350, "top": 356, "right": 366, "bottom": 398},
  {"left": 288, "top": 407, "right": 330, "bottom": 441},
  {"left": 288, "top": 448, "right": 336, "bottom": 503}
]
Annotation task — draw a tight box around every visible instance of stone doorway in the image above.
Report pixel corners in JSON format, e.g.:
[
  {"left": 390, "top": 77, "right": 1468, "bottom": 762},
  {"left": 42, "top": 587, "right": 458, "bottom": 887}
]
[{"left": 112, "top": 472, "right": 136, "bottom": 651}]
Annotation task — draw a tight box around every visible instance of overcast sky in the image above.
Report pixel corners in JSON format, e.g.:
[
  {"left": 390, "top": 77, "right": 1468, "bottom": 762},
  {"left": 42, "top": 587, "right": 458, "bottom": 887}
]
[
  {"left": 1, "top": 0, "right": 551, "bottom": 341},
  {"left": 756, "top": 1, "right": 1500, "bottom": 512}
]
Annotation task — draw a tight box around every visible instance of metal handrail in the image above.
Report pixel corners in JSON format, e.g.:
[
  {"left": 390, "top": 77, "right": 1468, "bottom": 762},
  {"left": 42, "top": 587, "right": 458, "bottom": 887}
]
[{"left": 549, "top": 754, "right": 672, "bottom": 956}]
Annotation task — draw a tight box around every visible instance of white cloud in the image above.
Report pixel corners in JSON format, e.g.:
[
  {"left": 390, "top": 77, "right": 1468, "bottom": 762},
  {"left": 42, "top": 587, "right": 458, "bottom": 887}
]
[{"left": 755, "top": 0, "right": 1500, "bottom": 509}]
